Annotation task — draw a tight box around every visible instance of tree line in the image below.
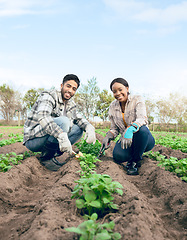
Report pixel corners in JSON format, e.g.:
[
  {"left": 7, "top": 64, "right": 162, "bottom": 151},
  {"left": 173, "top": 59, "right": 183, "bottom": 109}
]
[{"left": 0, "top": 78, "right": 186, "bottom": 130}]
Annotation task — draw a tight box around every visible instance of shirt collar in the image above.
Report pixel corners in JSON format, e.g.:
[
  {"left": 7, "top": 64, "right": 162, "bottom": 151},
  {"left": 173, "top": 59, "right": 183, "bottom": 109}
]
[
  {"left": 57, "top": 90, "right": 74, "bottom": 106},
  {"left": 114, "top": 95, "right": 132, "bottom": 109}
]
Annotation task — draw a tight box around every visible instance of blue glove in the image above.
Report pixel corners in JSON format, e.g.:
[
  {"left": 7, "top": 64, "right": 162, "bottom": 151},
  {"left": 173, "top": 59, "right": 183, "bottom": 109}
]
[{"left": 120, "top": 123, "right": 139, "bottom": 149}]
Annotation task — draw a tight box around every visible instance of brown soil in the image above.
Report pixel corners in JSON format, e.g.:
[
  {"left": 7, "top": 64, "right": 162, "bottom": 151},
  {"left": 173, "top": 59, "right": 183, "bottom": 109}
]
[{"left": 0, "top": 132, "right": 186, "bottom": 240}]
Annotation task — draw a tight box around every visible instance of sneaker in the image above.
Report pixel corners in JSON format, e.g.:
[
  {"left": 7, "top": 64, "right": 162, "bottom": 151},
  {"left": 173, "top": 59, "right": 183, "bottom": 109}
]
[
  {"left": 40, "top": 157, "right": 66, "bottom": 171},
  {"left": 126, "top": 162, "right": 139, "bottom": 175},
  {"left": 126, "top": 161, "right": 136, "bottom": 170}
]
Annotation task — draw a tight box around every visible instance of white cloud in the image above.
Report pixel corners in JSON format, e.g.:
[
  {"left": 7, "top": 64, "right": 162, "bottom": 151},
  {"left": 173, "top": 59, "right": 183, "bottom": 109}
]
[
  {"left": 134, "top": 2, "right": 187, "bottom": 25},
  {"left": 0, "top": 67, "right": 59, "bottom": 91},
  {"left": 103, "top": 0, "right": 187, "bottom": 25},
  {"left": 0, "top": 0, "right": 58, "bottom": 16}
]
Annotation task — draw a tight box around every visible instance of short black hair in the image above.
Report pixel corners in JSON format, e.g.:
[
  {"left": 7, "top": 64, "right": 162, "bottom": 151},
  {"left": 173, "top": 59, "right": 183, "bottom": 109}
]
[
  {"left": 62, "top": 74, "right": 80, "bottom": 88},
  {"left": 110, "top": 77, "right": 129, "bottom": 91}
]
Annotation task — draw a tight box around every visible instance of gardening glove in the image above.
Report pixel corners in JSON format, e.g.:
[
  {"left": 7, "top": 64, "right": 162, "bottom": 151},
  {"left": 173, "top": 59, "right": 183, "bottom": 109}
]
[
  {"left": 100, "top": 131, "right": 114, "bottom": 151},
  {"left": 120, "top": 123, "right": 139, "bottom": 149},
  {"left": 57, "top": 132, "right": 72, "bottom": 155},
  {"left": 84, "top": 124, "right": 96, "bottom": 144}
]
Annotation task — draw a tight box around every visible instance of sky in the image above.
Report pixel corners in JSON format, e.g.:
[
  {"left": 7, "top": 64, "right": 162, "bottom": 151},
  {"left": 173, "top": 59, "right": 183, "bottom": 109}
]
[{"left": 0, "top": 0, "right": 187, "bottom": 100}]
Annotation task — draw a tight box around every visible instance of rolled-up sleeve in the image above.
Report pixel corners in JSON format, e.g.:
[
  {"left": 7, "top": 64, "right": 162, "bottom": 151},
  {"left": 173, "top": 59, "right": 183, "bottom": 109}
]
[
  {"left": 37, "top": 93, "right": 63, "bottom": 138},
  {"left": 108, "top": 104, "right": 120, "bottom": 138},
  {"left": 134, "top": 96, "right": 148, "bottom": 127}
]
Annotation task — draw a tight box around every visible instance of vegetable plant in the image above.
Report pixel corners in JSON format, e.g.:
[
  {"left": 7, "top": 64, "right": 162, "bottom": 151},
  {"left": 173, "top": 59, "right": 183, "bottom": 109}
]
[
  {"left": 0, "top": 152, "right": 23, "bottom": 172},
  {"left": 78, "top": 153, "right": 101, "bottom": 177},
  {"left": 0, "top": 134, "right": 23, "bottom": 147},
  {"left": 75, "top": 140, "right": 102, "bottom": 156},
  {"left": 144, "top": 151, "right": 187, "bottom": 182},
  {"left": 72, "top": 173, "right": 123, "bottom": 216},
  {"left": 65, "top": 213, "right": 121, "bottom": 240},
  {"left": 0, "top": 151, "right": 40, "bottom": 172}
]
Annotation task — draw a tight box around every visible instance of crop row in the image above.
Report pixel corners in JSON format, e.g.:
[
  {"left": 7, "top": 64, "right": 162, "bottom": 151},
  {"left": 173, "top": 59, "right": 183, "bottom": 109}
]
[
  {"left": 0, "top": 151, "right": 39, "bottom": 172},
  {"left": 66, "top": 139, "right": 123, "bottom": 239},
  {"left": 151, "top": 132, "right": 187, "bottom": 153},
  {"left": 0, "top": 133, "right": 23, "bottom": 147},
  {"left": 144, "top": 151, "right": 187, "bottom": 182}
]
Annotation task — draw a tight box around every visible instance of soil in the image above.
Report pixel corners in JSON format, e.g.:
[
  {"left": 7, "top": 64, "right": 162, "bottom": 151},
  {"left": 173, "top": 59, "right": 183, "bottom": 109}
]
[{"left": 0, "top": 130, "right": 187, "bottom": 240}]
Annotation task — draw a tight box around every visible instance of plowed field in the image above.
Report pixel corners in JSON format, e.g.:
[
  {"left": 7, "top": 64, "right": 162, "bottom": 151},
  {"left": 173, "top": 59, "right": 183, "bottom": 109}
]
[{"left": 0, "top": 128, "right": 186, "bottom": 240}]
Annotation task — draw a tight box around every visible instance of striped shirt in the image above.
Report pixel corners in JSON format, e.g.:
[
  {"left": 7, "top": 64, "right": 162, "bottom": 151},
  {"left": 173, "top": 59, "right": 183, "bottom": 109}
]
[
  {"left": 23, "top": 89, "right": 89, "bottom": 144},
  {"left": 108, "top": 95, "right": 148, "bottom": 138}
]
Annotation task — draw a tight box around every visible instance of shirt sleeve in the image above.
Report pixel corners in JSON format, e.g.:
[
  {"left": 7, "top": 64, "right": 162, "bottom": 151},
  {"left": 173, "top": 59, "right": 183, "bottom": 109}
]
[
  {"left": 133, "top": 96, "right": 148, "bottom": 127},
  {"left": 108, "top": 104, "right": 120, "bottom": 138},
  {"left": 37, "top": 92, "right": 63, "bottom": 138}
]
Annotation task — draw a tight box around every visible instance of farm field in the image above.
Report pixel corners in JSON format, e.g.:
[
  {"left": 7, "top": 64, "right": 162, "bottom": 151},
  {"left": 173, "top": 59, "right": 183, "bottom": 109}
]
[{"left": 0, "top": 126, "right": 187, "bottom": 240}]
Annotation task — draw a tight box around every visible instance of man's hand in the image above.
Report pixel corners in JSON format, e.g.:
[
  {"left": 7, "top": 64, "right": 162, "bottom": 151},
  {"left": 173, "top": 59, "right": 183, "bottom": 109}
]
[
  {"left": 84, "top": 124, "right": 96, "bottom": 144},
  {"left": 57, "top": 132, "right": 72, "bottom": 154},
  {"left": 120, "top": 123, "right": 139, "bottom": 149}
]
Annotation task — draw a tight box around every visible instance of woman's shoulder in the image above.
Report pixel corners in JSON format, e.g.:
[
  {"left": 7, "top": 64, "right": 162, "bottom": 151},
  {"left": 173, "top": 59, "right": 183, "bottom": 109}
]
[
  {"left": 110, "top": 99, "right": 119, "bottom": 108},
  {"left": 129, "top": 94, "right": 144, "bottom": 102}
]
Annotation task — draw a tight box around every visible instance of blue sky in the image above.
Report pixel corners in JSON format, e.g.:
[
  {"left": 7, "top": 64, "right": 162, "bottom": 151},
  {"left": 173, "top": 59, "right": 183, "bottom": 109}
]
[{"left": 0, "top": 0, "right": 187, "bottom": 99}]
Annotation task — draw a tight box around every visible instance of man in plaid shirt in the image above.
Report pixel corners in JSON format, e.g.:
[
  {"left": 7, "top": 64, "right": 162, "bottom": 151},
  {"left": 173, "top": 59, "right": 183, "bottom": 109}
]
[{"left": 23, "top": 74, "right": 96, "bottom": 171}]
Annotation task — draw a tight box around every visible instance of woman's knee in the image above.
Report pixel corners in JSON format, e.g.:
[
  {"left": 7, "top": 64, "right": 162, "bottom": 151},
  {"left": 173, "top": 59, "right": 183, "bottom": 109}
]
[{"left": 113, "top": 144, "right": 129, "bottom": 163}]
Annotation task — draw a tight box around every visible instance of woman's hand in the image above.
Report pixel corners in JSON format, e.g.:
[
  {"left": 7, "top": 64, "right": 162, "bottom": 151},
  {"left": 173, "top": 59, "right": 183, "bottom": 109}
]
[{"left": 120, "top": 123, "right": 139, "bottom": 149}]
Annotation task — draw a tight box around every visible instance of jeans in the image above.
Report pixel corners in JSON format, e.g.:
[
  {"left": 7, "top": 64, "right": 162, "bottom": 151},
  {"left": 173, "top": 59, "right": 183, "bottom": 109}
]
[
  {"left": 113, "top": 126, "right": 155, "bottom": 164},
  {"left": 25, "top": 116, "right": 83, "bottom": 152}
]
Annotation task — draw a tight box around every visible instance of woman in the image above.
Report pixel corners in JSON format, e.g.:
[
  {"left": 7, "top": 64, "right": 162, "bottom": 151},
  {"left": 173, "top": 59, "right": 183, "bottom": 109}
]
[{"left": 101, "top": 78, "right": 155, "bottom": 175}]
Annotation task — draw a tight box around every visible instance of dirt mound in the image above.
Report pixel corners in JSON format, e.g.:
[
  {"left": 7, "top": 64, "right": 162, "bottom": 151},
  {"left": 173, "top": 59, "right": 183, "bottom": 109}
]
[{"left": 0, "top": 135, "right": 186, "bottom": 240}]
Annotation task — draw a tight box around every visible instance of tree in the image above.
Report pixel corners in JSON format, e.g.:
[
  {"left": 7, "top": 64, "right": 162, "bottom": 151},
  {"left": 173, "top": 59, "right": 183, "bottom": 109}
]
[
  {"left": 23, "top": 88, "right": 44, "bottom": 110},
  {"left": 145, "top": 98, "right": 156, "bottom": 124},
  {"left": 74, "top": 77, "right": 100, "bottom": 120},
  {"left": 95, "top": 89, "right": 114, "bottom": 121},
  {"left": 0, "top": 84, "right": 15, "bottom": 122},
  {"left": 168, "top": 93, "right": 187, "bottom": 125},
  {"left": 156, "top": 93, "right": 187, "bottom": 125}
]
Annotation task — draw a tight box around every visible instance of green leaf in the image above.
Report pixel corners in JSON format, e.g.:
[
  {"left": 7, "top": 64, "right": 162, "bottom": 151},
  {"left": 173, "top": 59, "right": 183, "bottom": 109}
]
[
  {"left": 76, "top": 199, "right": 85, "bottom": 209},
  {"left": 90, "top": 200, "right": 102, "bottom": 208},
  {"left": 85, "top": 190, "right": 97, "bottom": 202},
  {"left": 65, "top": 227, "right": 84, "bottom": 234},
  {"left": 95, "top": 232, "right": 111, "bottom": 240},
  {"left": 90, "top": 213, "right": 98, "bottom": 221},
  {"left": 116, "top": 189, "right": 123, "bottom": 195}
]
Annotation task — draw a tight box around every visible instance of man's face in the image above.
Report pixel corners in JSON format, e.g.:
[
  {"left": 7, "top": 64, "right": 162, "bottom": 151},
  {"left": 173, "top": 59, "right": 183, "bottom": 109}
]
[{"left": 61, "top": 80, "right": 78, "bottom": 101}]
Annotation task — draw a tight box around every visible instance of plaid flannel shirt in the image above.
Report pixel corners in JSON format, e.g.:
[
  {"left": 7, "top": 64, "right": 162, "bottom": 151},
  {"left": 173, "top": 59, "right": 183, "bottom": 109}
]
[
  {"left": 108, "top": 95, "right": 148, "bottom": 138},
  {"left": 23, "top": 89, "right": 89, "bottom": 144}
]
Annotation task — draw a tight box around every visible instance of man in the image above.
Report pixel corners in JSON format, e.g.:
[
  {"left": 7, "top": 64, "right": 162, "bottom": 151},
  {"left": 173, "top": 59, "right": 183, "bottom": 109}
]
[{"left": 23, "top": 74, "right": 96, "bottom": 171}]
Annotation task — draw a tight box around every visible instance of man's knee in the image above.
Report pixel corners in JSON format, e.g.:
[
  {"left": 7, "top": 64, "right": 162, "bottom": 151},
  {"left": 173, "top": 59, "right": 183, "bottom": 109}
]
[{"left": 54, "top": 116, "right": 71, "bottom": 132}]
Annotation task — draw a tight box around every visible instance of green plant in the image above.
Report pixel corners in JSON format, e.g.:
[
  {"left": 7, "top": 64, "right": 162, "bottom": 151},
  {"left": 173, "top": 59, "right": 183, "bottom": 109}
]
[
  {"left": 75, "top": 139, "right": 102, "bottom": 156},
  {"left": 72, "top": 173, "right": 123, "bottom": 216},
  {"left": 0, "top": 134, "right": 23, "bottom": 147},
  {"left": 144, "top": 151, "right": 187, "bottom": 182},
  {"left": 78, "top": 153, "right": 101, "bottom": 177},
  {"left": 65, "top": 213, "right": 121, "bottom": 240},
  {"left": 0, "top": 151, "right": 40, "bottom": 172},
  {"left": 0, "top": 152, "right": 23, "bottom": 172},
  {"left": 151, "top": 132, "right": 187, "bottom": 153}
]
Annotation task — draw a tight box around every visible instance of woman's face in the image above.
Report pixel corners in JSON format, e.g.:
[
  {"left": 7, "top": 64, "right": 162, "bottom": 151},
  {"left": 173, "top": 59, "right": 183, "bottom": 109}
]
[{"left": 111, "top": 82, "right": 129, "bottom": 103}]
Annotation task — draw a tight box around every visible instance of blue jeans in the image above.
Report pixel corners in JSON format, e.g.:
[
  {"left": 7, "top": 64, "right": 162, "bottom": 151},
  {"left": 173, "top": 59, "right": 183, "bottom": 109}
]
[
  {"left": 113, "top": 126, "right": 155, "bottom": 164},
  {"left": 25, "top": 116, "right": 83, "bottom": 152}
]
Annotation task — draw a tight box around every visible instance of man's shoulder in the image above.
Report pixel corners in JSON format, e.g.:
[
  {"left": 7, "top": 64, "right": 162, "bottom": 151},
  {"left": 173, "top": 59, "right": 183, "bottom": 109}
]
[{"left": 43, "top": 89, "right": 60, "bottom": 99}]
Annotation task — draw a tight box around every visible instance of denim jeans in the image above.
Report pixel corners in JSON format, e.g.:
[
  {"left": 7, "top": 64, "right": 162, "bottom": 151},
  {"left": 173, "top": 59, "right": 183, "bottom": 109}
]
[
  {"left": 113, "top": 125, "right": 155, "bottom": 164},
  {"left": 25, "top": 116, "right": 83, "bottom": 152}
]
